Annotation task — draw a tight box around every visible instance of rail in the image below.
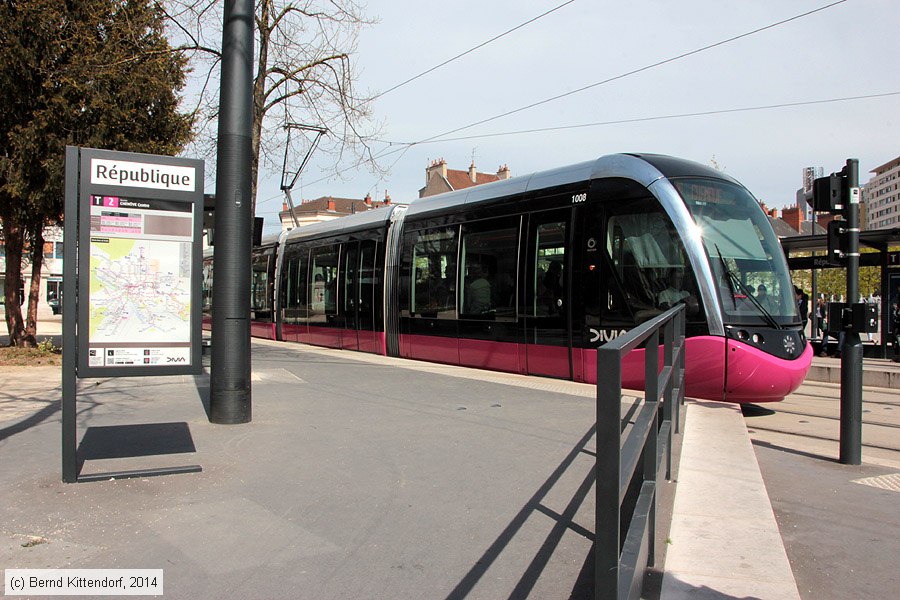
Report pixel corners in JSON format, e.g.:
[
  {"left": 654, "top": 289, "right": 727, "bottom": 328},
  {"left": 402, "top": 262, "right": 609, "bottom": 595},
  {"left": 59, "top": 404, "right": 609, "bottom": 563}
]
[{"left": 594, "top": 304, "right": 686, "bottom": 600}]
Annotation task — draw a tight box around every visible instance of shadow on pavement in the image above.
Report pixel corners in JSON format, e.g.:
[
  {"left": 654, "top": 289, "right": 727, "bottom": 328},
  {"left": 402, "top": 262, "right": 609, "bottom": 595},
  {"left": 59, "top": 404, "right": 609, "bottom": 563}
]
[
  {"left": 0, "top": 401, "right": 60, "bottom": 443},
  {"left": 445, "top": 425, "right": 596, "bottom": 600},
  {"left": 750, "top": 438, "right": 839, "bottom": 463},
  {"left": 79, "top": 422, "right": 197, "bottom": 460}
]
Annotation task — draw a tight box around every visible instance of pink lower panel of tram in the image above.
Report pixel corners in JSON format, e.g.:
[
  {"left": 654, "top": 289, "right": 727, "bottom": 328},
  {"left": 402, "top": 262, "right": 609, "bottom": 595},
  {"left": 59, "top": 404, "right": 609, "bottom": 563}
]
[
  {"left": 249, "top": 320, "right": 276, "bottom": 340},
  {"left": 723, "top": 338, "right": 812, "bottom": 403},
  {"left": 458, "top": 337, "right": 521, "bottom": 372}
]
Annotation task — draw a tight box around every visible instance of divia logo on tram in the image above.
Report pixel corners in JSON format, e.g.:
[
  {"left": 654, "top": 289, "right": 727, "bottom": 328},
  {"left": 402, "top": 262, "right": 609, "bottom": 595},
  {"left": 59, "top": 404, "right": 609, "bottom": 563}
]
[{"left": 588, "top": 328, "right": 627, "bottom": 344}]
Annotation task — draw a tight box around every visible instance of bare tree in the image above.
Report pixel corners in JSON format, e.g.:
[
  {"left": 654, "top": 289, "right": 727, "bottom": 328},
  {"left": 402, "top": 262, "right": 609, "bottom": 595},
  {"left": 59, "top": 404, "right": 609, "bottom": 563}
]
[{"left": 163, "top": 0, "right": 384, "bottom": 217}]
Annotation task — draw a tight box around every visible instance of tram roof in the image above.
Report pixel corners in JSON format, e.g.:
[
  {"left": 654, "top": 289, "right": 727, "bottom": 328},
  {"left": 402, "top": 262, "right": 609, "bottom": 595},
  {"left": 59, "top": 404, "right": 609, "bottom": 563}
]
[
  {"left": 404, "top": 153, "right": 741, "bottom": 219},
  {"left": 282, "top": 204, "right": 399, "bottom": 244}
]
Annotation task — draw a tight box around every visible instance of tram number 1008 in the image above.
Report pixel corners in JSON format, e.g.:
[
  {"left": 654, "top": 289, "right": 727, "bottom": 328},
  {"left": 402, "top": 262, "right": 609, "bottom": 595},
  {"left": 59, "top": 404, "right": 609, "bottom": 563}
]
[{"left": 571, "top": 192, "right": 587, "bottom": 204}]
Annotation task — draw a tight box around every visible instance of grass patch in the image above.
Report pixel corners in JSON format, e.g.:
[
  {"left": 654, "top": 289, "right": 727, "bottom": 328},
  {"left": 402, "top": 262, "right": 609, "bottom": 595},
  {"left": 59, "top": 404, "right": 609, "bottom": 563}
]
[{"left": 0, "top": 339, "right": 62, "bottom": 366}]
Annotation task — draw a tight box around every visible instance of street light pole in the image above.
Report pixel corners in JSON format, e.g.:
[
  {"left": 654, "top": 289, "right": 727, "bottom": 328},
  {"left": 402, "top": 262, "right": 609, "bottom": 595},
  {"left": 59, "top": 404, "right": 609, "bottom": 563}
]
[{"left": 210, "top": 0, "right": 254, "bottom": 424}]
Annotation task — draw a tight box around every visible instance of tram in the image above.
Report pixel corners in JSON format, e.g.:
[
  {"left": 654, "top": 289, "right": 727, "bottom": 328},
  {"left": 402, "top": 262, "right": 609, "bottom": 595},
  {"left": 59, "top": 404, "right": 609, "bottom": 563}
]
[{"left": 203, "top": 153, "right": 812, "bottom": 402}]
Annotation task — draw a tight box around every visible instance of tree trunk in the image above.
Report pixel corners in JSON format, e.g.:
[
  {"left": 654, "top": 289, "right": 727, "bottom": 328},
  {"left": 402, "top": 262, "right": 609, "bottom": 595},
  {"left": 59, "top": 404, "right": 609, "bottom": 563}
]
[
  {"left": 24, "top": 224, "right": 44, "bottom": 346},
  {"left": 1, "top": 219, "right": 27, "bottom": 346}
]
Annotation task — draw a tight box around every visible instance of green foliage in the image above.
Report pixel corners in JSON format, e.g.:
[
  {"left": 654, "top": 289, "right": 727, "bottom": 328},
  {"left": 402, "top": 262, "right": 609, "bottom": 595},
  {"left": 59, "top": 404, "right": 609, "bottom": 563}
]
[
  {"left": 791, "top": 249, "right": 883, "bottom": 300},
  {"left": 36, "top": 338, "right": 58, "bottom": 354},
  {"left": 1, "top": 0, "right": 192, "bottom": 214},
  {"left": 0, "top": 0, "right": 193, "bottom": 344}
]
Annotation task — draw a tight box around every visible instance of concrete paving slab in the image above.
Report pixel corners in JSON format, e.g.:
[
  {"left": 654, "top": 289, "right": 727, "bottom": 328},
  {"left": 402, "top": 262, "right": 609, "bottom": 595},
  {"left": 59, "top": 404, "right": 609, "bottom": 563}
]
[
  {"left": 1, "top": 341, "right": 602, "bottom": 599},
  {"left": 1, "top": 332, "right": 809, "bottom": 600},
  {"left": 661, "top": 401, "right": 801, "bottom": 600}
]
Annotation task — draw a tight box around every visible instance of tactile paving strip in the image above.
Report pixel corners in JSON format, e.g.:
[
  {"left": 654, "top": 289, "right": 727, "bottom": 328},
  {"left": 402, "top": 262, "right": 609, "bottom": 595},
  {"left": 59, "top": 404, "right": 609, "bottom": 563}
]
[{"left": 852, "top": 473, "right": 900, "bottom": 492}]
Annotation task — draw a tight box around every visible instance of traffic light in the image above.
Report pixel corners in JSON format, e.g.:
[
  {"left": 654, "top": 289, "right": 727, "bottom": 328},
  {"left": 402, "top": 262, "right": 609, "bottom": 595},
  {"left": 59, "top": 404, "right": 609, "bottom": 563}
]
[
  {"left": 826, "top": 219, "right": 849, "bottom": 265},
  {"left": 809, "top": 165, "right": 856, "bottom": 218},
  {"left": 808, "top": 162, "right": 859, "bottom": 265},
  {"left": 810, "top": 172, "right": 845, "bottom": 214}
]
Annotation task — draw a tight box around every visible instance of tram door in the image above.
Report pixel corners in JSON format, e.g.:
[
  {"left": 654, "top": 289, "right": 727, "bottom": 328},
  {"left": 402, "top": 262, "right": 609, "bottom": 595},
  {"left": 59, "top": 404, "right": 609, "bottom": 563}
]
[
  {"left": 524, "top": 209, "right": 572, "bottom": 379},
  {"left": 340, "top": 240, "right": 378, "bottom": 352}
]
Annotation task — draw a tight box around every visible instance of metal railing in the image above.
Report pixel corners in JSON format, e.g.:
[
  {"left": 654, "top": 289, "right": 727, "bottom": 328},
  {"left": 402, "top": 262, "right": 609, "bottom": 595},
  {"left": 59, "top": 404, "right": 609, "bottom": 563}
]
[{"left": 594, "top": 305, "right": 686, "bottom": 600}]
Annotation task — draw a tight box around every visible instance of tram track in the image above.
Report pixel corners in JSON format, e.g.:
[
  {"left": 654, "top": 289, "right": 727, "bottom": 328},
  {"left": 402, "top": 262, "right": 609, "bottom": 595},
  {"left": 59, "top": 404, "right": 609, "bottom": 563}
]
[
  {"left": 785, "top": 392, "right": 900, "bottom": 408},
  {"left": 743, "top": 381, "right": 900, "bottom": 457},
  {"left": 744, "top": 423, "right": 900, "bottom": 453},
  {"left": 764, "top": 407, "right": 900, "bottom": 430}
]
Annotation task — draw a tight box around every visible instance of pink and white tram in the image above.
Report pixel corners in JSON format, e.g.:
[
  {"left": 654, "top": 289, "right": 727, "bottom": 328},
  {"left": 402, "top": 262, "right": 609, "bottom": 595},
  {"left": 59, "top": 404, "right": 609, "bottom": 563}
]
[{"left": 204, "top": 154, "right": 812, "bottom": 402}]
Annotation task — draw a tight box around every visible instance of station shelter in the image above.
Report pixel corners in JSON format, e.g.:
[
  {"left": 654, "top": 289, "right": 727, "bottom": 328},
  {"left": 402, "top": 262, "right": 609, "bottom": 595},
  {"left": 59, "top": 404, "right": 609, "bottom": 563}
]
[{"left": 780, "top": 228, "right": 900, "bottom": 358}]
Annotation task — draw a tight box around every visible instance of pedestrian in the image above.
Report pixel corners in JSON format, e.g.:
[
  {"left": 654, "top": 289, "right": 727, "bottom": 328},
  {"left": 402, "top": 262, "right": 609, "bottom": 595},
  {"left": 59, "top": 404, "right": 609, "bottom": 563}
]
[
  {"left": 795, "top": 286, "right": 809, "bottom": 330},
  {"left": 815, "top": 297, "right": 827, "bottom": 338}
]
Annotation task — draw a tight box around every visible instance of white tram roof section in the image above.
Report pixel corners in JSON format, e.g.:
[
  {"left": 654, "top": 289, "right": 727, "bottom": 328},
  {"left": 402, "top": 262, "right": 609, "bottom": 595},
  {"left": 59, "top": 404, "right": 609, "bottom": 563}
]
[
  {"left": 282, "top": 204, "right": 399, "bottom": 244},
  {"left": 404, "top": 153, "right": 743, "bottom": 220}
]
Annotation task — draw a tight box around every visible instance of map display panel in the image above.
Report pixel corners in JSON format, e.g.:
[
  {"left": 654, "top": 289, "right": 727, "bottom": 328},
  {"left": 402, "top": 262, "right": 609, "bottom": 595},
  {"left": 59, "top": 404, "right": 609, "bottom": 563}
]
[{"left": 87, "top": 195, "right": 194, "bottom": 367}]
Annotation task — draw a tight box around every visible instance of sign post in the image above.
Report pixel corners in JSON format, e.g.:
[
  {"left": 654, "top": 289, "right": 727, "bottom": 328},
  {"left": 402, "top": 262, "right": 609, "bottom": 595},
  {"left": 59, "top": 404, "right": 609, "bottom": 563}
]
[
  {"left": 839, "top": 159, "right": 862, "bottom": 465},
  {"left": 808, "top": 158, "right": 866, "bottom": 465},
  {"left": 62, "top": 147, "right": 204, "bottom": 482}
]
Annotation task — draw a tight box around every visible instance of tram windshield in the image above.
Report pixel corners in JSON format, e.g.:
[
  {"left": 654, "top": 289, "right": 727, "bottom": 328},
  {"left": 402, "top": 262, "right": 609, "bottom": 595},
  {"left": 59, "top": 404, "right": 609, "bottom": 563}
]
[{"left": 673, "top": 178, "right": 800, "bottom": 327}]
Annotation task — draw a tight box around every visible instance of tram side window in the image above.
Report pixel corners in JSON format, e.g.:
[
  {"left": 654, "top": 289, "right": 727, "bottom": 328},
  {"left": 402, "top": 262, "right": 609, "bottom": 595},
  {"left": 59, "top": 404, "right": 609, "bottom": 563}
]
[
  {"left": 341, "top": 243, "right": 358, "bottom": 316},
  {"left": 251, "top": 255, "right": 270, "bottom": 312},
  {"left": 282, "top": 246, "right": 308, "bottom": 325},
  {"left": 607, "top": 209, "right": 693, "bottom": 312},
  {"left": 358, "top": 241, "right": 377, "bottom": 317},
  {"left": 459, "top": 219, "right": 519, "bottom": 320},
  {"left": 532, "top": 222, "right": 566, "bottom": 317},
  {"left": 410, "top": 227, "right": 457, "bottom": 318},
  {"left": 201, "top": 257, "right": 213, "bottom": 314},
  {"left": 309, "top": 245, "right": 339, "bottom": 323}
]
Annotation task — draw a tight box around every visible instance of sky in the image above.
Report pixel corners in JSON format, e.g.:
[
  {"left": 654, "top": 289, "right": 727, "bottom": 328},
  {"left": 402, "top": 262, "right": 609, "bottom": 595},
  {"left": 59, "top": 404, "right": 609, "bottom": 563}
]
[{"left": 249, "top": 0, "right": 900, "bottom": 233}]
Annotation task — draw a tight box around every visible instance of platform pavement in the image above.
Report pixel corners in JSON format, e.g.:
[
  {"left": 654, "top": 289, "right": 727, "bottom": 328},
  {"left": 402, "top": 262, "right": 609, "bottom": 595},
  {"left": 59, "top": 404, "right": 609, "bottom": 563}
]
[{"left": 0, "top": 318, "right": 803, "bottom": 598}]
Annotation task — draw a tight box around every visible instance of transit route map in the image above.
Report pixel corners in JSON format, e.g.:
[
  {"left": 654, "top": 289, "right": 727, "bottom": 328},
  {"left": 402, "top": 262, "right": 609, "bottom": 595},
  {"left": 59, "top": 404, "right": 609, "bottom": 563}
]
[{"left": 89, "top": 237, "right": 192, "bottom": 343}]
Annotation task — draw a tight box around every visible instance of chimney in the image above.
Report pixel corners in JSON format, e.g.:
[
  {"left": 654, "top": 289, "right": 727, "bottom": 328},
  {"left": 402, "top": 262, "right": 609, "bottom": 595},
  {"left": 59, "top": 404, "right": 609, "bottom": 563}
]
[
  {"left": 817, "top": 213, "right": 837, "bottom": 230},
  {"left": 469, "top": 161, "right": 477, "bottom": 183},
  {"left": 425, "top": 158, "right": 448, "bottom": 185},
  {"left": 497, "top": 164, "right": 511, "bottom": 180},
  {"left": 364, "top": 193, "right": 372, "bottom": 206},
  {"left": 282, "top": 200, "right": 288, "bottom": 211},
  {"left": 384, "top": 190, "right": 391, "bottom": 206},
  {"left": 782, "top": 206, "right": 802, "bottom": 232},
  {"left": 327, "top": 198, "right": 336, "bottom": 212},
  {"left": 769, "top": 208, "right": 779, "bottom": 219}
]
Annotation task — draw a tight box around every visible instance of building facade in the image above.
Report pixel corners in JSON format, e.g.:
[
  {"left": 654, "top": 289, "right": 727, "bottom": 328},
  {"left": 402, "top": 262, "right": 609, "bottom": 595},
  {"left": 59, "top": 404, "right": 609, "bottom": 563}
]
[
  {"left": 864, "top": 155, "right": 900, "bottom": 230},
  {"left": 0, "top": 225, "right": 64, "bottom": 319},
  {"left": 278, "top": 194, "right": 391, "bottom": 231},
  {"left": 418, "top": 159, "right": 511, "bottom": 198}
]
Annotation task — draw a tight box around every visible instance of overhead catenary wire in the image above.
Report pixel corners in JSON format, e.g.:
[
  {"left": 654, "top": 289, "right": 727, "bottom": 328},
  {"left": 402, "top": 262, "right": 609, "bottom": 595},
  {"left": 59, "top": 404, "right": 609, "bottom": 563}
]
[
  {"left": 257, "top": 0, "right": 855, "bottom": 207},
  {"left": 410, "top": 0, "right": 850, "bottom": 146},
  {"left": 253, "top": 88, "right": 896, "bottom": 212},
  {"left": 373, "top": 1, "right": 577, "bottom": 100},
  {"left": 407, "top": 91, "right": 900, "bottom": 145}
]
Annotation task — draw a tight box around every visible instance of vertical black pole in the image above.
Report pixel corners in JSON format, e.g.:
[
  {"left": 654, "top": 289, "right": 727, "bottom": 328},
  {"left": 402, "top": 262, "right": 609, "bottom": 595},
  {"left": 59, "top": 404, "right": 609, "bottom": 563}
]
[
  {"left": 811, "top": 257, "right": 818, "bottom": 340},
  {"left": 596, "top": 348, "right": 622, "bottom": 599},
  {"left": 840, "top": 158, "right": 861, "bottom": 465},
  {"left": 210, "top": 0, "right": 254, "bottom": 424},
  {"left": 62, "top": 146, "right": 80, "bottom": 482}
]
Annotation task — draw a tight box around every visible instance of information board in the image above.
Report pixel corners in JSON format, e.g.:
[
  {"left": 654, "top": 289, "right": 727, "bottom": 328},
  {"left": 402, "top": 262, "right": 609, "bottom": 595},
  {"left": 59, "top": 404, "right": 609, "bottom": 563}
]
[{"left": 76, "top": 149, "right": 204, "bottom": 377}]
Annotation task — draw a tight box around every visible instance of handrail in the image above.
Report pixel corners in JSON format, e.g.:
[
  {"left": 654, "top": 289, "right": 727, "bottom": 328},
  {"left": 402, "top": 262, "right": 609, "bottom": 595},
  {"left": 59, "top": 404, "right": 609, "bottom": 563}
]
[{"left": 594, "top": 304, "right": 686, "bottom": 600}]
